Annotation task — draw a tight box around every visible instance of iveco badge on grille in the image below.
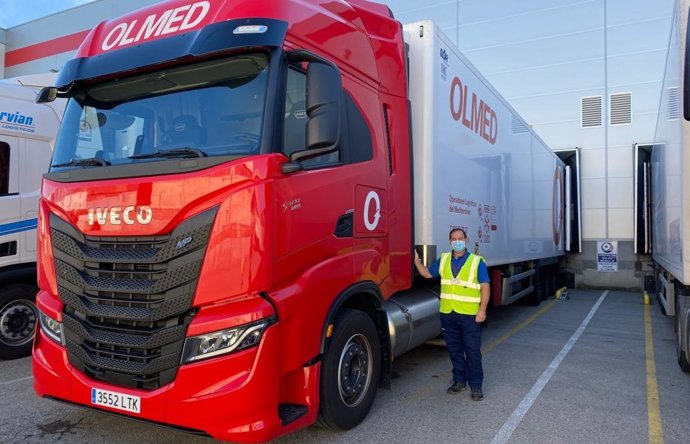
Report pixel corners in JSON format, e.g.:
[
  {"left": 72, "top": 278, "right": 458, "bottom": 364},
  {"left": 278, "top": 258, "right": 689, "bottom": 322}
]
[{"left": 87, "top": 205, "right": 153, "bottom": 225}]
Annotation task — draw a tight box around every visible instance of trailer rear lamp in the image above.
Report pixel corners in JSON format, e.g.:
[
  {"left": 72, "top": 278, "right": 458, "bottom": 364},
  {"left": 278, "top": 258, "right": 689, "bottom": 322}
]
[
  {"left": 181, "top": 317, "right": 274, "bottom": 364},
  {"left": 38, "top": 311, "right": 64, "bottom": 346}
]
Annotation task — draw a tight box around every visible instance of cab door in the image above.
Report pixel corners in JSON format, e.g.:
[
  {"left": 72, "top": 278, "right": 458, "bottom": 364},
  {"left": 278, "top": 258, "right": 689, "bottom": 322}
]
[{"left": 273, "top": 66, "right": 355, "bottom": 286}]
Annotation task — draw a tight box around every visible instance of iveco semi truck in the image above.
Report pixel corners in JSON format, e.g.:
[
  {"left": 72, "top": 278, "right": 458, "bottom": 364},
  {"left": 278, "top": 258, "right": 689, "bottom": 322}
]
[
  {"left": 0, "top": 73, "right": 63, "bottom": 360},
  {"left": 32, "top": 0, "right": 567, "bottom": 441}
]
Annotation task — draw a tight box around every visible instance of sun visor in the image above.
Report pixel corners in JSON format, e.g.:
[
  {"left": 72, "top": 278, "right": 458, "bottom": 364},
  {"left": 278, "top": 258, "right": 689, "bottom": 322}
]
[{"left": 56, "top": 18, "right": 288, "bottom": 91}]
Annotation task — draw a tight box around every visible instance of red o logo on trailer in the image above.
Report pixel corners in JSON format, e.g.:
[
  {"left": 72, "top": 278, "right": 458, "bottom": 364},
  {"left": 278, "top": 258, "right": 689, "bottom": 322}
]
[{"left": 552, "top": 166, "right": 564, "bottom": 246}]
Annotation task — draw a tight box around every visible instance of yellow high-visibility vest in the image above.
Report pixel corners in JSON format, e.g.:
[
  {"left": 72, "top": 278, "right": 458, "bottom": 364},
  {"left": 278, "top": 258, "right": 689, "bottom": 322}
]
[{"left": 439, "top": 252, "right": 483, "bottom": 315}]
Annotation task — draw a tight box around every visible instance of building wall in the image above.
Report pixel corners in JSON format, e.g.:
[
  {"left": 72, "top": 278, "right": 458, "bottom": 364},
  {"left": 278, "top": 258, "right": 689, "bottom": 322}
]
[
  {"left": 0, "top": 29, "right": 6, "bottom": 78},
  {"left": 3, "top": 0, "right": 158, "bottom": 78}
]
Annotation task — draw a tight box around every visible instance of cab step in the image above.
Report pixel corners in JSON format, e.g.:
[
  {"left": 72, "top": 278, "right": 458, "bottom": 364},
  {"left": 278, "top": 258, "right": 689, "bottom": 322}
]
[{"left": 279, "top": 403, "right": 308, "bottom": 426}]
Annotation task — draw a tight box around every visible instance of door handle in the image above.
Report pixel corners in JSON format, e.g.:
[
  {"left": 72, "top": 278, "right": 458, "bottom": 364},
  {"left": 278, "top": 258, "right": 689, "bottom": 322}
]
[{"left": 334, "top": 212, "right": 353, "bottom": 238}]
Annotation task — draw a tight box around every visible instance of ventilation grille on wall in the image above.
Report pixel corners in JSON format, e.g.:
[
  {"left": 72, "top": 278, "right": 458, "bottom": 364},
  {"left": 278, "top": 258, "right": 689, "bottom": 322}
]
[
  {"left": 666, "top": 87, "right": 680, "bottom": 120},
  {"left": 511, "top": 115, "right": 529, "bottom": 134},
  {"left": 581, "top": 96, "right": 602, "bottom": 128},
  {"left": 610, "top": 92, "right": 632, "bottom": 125}
]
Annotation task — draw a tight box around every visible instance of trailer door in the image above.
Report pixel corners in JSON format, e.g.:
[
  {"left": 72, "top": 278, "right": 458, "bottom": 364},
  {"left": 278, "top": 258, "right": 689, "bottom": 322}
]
[
  {"left": 633, "top": 144, "right": 653, "bottom": 254},
  {"left": 555, "top": 149, "right": 582, "bottom": 253}
]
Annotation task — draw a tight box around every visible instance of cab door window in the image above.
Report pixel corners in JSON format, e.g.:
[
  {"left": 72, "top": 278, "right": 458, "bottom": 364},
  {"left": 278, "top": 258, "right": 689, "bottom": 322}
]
[
  {"left": 282, "top": 66, "right": 375, "bottom": 169},
  {"left": 0, "top": 142, "right": 9, "bottom": 195}
]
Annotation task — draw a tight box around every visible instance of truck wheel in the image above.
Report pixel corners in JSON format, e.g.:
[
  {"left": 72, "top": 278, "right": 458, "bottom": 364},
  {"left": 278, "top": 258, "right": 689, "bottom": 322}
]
[
  {"left": 0, "top": 284, "right": 39, "bottom": 360},
  {"left": 675, "top": 296, "right": 690, "bottom": 372},
  {"left": 317, "top": 309, "right": 381, "bottom": 430}
]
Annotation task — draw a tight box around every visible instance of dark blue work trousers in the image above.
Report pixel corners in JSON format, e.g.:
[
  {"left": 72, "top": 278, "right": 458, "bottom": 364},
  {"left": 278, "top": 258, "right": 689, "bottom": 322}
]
[{"left": 440, "top": 311, "right": 483, "bottom": 388}]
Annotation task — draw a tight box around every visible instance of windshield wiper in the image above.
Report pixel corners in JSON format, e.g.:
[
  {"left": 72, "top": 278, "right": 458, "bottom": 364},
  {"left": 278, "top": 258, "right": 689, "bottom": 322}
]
[
  {"left": 52, "top": 158, "right": 110, "bottom": 168},
  {"left": 129, "top": 147, "right": 207, "bottom": 159}
]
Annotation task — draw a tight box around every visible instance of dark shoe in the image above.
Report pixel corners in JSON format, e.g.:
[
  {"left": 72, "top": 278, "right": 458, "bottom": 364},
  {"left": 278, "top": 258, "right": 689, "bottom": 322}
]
[
  {"left": 447, "top": 382, "right": 467, "bottom": 394},
  {"left": 471, "top": 387, "right": 484, "bottom": 401}
]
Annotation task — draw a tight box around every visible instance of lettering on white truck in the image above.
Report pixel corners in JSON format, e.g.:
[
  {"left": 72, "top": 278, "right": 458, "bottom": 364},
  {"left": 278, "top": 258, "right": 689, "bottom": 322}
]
[{"left": 449, "top": 76, "right": 498, "bottom": 144}]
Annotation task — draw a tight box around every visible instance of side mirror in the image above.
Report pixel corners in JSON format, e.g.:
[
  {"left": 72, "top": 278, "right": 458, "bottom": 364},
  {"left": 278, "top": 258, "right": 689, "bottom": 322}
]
[
  {"left": 282, "top": 51, "right": 342, "bottom": 173},
  {"left": 305, "top": 63, "right": 341, "bottom": 151},
  {"left": 36, "top": 86, "right": 58, "bottom": 103}
]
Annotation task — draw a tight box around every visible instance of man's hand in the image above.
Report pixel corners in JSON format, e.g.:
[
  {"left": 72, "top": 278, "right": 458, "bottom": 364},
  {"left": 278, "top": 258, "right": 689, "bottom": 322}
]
[
  {"left": 475, "top": 310, "right": 486, "bottom": 323},
  {"left": 414, "top": 250, "right": 432, "bottom": 279}
]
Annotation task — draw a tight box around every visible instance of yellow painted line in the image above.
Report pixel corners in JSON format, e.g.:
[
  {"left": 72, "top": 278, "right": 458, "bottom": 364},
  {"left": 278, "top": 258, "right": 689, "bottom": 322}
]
[
  {"left": 644, "top": 304, "right": 664, "bottom": 444},
  {"left": 403, "top": 299, "right": 558, "bottom": 405}
]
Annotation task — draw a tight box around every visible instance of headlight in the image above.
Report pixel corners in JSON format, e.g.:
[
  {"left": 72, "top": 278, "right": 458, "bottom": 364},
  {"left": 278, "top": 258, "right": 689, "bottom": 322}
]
[
  {"left": 181, "top": 318, "right": 274, "bottom": 364},
  {"left": 38, "top": 311, "right": 64, "bottom": 345}
]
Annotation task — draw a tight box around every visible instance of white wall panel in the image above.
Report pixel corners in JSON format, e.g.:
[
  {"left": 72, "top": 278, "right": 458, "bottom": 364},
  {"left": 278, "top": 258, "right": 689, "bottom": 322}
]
[
  {"left": 582, "top": 208, "right": 606, "bottom": 239},
  {"left": 606, "top": 146, "right": 633, "bottom": 178},
  {"left": 608, "top": 208, "right": 634, "bottom": 239},
  {"left": 607, "top": 177, "right": 633, "bottom": 209},
  {"left": 580, "top": 148, "right": 606, "bottom": 180},
  {"left": 581, "top": 178, "right": 607, "bottom": 209}
]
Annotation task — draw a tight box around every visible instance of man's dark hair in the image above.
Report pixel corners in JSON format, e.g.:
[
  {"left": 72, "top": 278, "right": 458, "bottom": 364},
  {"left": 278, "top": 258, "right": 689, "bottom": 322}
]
[{"left": 449, "top": 228, "right": 467, "bottom": 239}]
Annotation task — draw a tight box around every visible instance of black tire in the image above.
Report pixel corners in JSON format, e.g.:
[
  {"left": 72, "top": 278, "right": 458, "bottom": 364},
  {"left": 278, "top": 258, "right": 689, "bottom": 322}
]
[
  {"left": 317, "top": 309, "right": 381, "bottom": 430},
  {"left": 0, "top": 283, "right": 39, "bottom": 360},
  {"left": 675, "top": 296, "right": 690, "bottom": 372}
]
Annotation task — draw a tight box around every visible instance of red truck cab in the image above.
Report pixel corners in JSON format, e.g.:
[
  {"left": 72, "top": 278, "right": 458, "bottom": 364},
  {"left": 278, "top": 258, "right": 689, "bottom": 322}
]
[{"left": 32, "top": 0, "right": 414, "bottom": 441}]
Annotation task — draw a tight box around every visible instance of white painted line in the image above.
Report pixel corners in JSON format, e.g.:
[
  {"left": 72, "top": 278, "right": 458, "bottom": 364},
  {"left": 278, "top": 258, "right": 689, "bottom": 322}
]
[
  {"left": 490, "top": 290, "right": 609, "bottom": 444},
  {"left": 0, "top": 375, "right": 33, "bottom": 386}
]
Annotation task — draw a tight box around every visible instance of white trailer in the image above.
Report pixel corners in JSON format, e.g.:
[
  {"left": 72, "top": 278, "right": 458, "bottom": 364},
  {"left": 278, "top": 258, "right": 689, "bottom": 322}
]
[
  {"left": 646, "top": 0, "right": 690, "bottom": 372},
  {"left": 406, "top": 22, "right": 566, "bottom": 306},
  {"left": 0, "top": 74, "right": 64, "bottom": 359}
]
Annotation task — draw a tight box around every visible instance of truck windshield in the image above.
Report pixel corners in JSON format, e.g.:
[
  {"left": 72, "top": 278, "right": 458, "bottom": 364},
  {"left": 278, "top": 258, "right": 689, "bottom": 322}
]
[{"left": 51, "top": 53, "right": 269, "bottom": 170}]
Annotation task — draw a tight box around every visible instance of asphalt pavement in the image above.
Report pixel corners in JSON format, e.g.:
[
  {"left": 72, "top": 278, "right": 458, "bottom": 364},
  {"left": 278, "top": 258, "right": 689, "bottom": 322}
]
[{"left": 2, "top": 289, "right": 689, "bottom": 443}]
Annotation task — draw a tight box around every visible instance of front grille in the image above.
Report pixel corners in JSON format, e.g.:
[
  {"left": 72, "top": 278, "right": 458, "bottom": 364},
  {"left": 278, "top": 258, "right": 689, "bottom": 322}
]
[{"left": 50, "top": 207, "right": 217, "bottom": 390}]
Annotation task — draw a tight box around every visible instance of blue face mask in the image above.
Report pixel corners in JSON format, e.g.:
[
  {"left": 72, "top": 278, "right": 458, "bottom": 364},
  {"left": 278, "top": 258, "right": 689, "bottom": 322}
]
[{"left": 451, "top": 240, "right": 466, "bottom": 252}]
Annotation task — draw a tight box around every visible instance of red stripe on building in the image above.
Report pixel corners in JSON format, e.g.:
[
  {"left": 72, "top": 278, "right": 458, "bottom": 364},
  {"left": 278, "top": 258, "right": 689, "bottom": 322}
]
[{"left": 4, "top": 30, "right": 91, "bottom": 68}]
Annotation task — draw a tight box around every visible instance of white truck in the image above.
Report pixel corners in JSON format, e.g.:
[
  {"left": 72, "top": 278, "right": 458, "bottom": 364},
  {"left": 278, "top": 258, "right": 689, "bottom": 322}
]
[
  {"left": 0, "top": 73, "right": 64, "bottom": 359},
  {"left": 406, "top": 22, "right": 567, "bottom": 309},
  {"left": 646, "top": 0, "right": 690, "bottom": 372}
]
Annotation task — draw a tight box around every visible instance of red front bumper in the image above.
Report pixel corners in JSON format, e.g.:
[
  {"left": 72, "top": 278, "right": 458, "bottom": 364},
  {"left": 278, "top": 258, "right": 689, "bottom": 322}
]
[{"left": 32, "top": 323, "right": 317, "bottom": 442}]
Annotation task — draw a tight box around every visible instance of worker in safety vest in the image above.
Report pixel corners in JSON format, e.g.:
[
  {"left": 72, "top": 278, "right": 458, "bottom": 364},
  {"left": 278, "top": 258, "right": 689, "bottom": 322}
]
[{"left": 414, "top": 228, "right": 490, "bottom": 400}]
